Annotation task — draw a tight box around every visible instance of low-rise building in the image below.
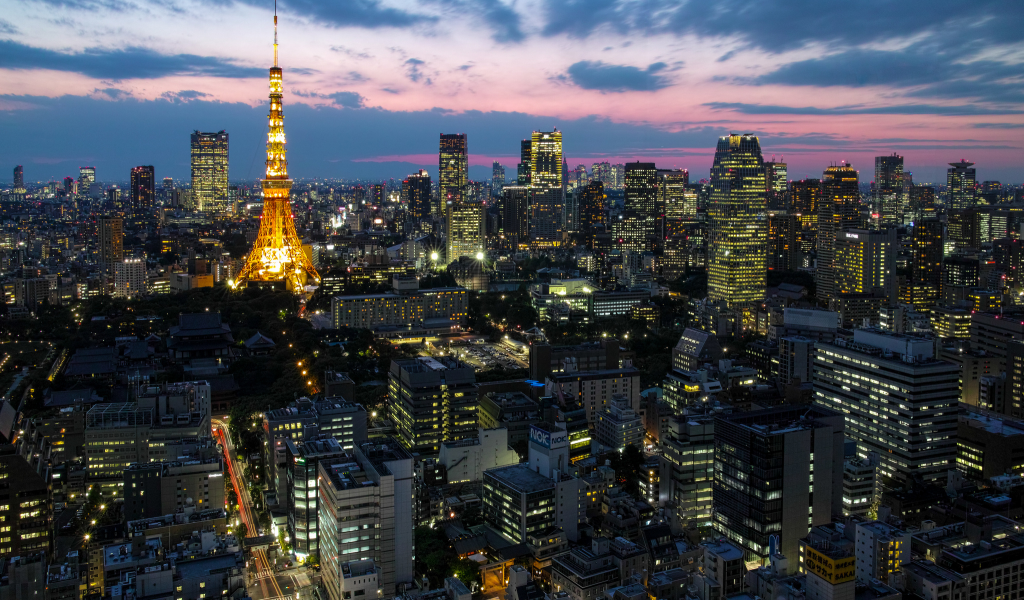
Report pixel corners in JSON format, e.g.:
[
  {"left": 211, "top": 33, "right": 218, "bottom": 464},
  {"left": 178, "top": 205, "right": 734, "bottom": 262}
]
[{"left": 439, "top": 427, "right": 519, "bottom": 484}]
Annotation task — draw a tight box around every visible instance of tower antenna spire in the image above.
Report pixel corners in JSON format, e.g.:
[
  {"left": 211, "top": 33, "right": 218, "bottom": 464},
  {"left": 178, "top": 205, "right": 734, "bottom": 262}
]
[{"left": 273, "top": 0, "right": 278, "bottom": 67}]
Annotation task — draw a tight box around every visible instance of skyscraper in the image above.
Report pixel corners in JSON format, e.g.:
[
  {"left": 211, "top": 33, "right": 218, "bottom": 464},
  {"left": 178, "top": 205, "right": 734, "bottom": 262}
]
[
  {"left": 517, "top": 139, "right": 532, "bottom": 186},
  {"left": 235, "top": 10, "right": 320, "bottom": 292},
  {"left": 577, "top": 181, "right": 605, "bottom": 245},
  {"left": 571, "top": 163, "right": 588, "bottom": 189},
  {"left": 529, "top": 130, "right": 564, "bottom": 247},
  {"left": 622, "top": 162, "right": 659, "bottom": 250},
  {"left": 947, "top": 160, "right": 976, "bottom": 210},
  {"left": 98, "top": 216, "right": 124, "bottom": 277},
  {"left": 816, "top": 163, "right": 860, "bottom": 303},
  {"left": 592, "top": 161, "right": 611, "bottom": 186},
  {"left": 764, "top": 160, "right": 787, "bottom": 193},
  {"left": 707, "top": 134, "right": 768, "bottom": 308},
  {"left": 491, "top": 161, "right": 505, "bottom": 195},
  {"left": 500, "top": 185, "right": 531, "bottom": 247},
  {"left": 79, "top": 166, "right": 96, "bottom": 197},
  {"left": 63, "top": 176, "right": 75, "bottom": 195},
  {"left": 834, "top": 228, "right": 896, "bottom": 296},
  {"left": 190, "top": 130, "right": 229, "bottom": 213},
  {"left": 910, "top": 218, "right": 944, "bottom": 310},
  {"left": 874, "top": 153, "right": 904, "bottom": 225},
  {"left": 714, "top": 404, "right": 845, "bottom": 563},
  {"left": 12, "top": 165, "right": 24, "bottom": 193},
  {"left": 446, "top": 200, "right": 485, "bottom": 262},
  {"left": 403, "top": 170, "right": 431, "bottom": 220},
  {"left": 768, "top": 213, "right": 798, "bottom": 272},
  {"left": 130, "top": 165, "right": 155, "bottom": 217}
]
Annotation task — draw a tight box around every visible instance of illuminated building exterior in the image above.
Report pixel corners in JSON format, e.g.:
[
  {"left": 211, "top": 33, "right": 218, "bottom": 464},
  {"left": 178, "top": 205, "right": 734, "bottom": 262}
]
[
  {"left": 910, "top": 219, "right": 944, "bottom": 310},
  {"left": 130, "top": 165, "right": 154, "bottom": 217},
  {"left": 660, "top": 169, "right": 693, "bottom": 225},
  {"left": 790, "top": 178, "right": 820, "bottom": 258},
  {"left": 530, "top": 130, "right": 564, "bottom": 247},
  {"left": 947, "top": 160, "right": 977, "bottom": 210},
  {"left": 446, "top": 199, "right": 485, "bottom": 262},
  {"left": 816, "top": 163, "right": 860, "bottom": 303},
  {"left": 388, "top": 357, "right": 478, "bottom": 454},
  {"left": 331, "top": 287, "right": 468, "bottom": 330},
  {"left": 439, "top": 133, "right": 468, "bottom": 206},
  {"left": 492, "top": 161, "right": 505, "bottom": 195},
  {"left": 190, "top": 130, "right": 229, "bottom": 213},
  {"left": 834, "top": 228, "right": 895, "bottom": 296},
  {"left": 518, "top": 139, "right": 532, "bottom": 186},
  {"left": 874, "top": 154, "right": 904, "bottom": 225},
  {"left": 621, "top": 162, "right": 658, "bottom": 249},
  {"left": 578, "top": 181, "right": 605, "bottom": 246},
  {"left": 402, "top": 169, "right": 431, "bottom": 220},
  {"left": 98, "top": 216, "right": 123, "bottom": 277},
  {"left": 813, "top": 328, "right": 958, "bottom": 484},
  {"left": 707, "top": 134, "right": 768, "bottom": 308},
  {"left": 768, "top": 213, "right": 798, "bottom": 271},
  {"left": 236, "top": 12, "right": 320, "bottom": 293}
]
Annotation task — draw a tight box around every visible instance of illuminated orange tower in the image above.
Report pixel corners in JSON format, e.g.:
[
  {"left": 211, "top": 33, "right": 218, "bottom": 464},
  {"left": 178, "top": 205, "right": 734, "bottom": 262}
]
[{"left": 236, "top": 5, "right": 320, "bottom": 292}]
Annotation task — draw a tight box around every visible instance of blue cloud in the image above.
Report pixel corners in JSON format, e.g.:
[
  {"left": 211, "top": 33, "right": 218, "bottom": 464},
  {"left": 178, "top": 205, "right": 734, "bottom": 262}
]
[
  {"left": 327, "top": 91, "right": 365, "bottom": 108},
  {"left": 229, "top": 0, "right": 432, "bottom": 28},
  {"left": 565, "top": 61, "right": 670, "bottom": 92},
  {"left": 0, "top": 39, "right": 263, "bottom": 80},
  {"left": 705, "top": 102, "right": 1024, "bottom": 117},
  {"left": 541, "top": 0, "right": 1024, "bottom": 54},
  {"left": 426, "top": 0, "right": 525, "bottom": 43}
]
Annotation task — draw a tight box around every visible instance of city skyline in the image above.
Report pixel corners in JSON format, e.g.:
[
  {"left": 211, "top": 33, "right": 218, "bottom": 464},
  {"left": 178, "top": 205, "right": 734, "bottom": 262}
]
[{"left": 2, "top": 0, "right": 1023, "bottom": 183}]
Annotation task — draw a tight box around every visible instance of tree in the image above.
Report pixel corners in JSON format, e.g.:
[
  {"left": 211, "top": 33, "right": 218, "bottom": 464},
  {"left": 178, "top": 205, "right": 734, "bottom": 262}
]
[{"left": 451, "top": 558, "right": 482, "bottom": 588}]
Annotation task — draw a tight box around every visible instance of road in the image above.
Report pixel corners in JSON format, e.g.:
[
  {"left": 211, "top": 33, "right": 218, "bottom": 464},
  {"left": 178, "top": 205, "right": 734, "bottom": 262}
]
[{"left": 213, "top": 418, "right": 286, "bottom": 600}]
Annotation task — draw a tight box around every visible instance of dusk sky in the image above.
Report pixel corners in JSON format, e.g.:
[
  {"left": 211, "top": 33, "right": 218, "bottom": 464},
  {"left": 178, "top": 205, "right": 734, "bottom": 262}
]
[{"left": 2, "top": 0, "right": 1023, "bottom": 185}]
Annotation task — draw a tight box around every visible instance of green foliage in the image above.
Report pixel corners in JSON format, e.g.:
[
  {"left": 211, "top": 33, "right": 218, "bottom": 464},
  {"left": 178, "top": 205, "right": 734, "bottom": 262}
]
[
  {"left": 416, "top": 526, "right": 458, "bottom": 588},
  {"left": 451, "top": 558, "right": 482, "bottom": 588}
]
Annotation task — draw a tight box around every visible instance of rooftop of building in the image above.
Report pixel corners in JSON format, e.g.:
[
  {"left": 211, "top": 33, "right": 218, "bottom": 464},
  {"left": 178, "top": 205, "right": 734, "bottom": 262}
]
[
  {"left": 342, "top": 559, "right": 377, "bottom": 579},
  {"left": 358, "top": 437, "right": 412, "bottom": 474},
  {"left": 174, "top": 553, "right": 240, "bottom": 580},
  {"left": 703, "top": 539, "right": 744, "bottom": 561},
  {"left": 485, "top": 464, "right": 556, "bottom": 493},
  {"left": 127, "top": 508, "right": 227, "bottom": 533},
  {"left": 960, "top": 410, "right": 1024, "bottom": 438},
  {"left": 716, "top": 404, "right": 840, "bottom": 435}
]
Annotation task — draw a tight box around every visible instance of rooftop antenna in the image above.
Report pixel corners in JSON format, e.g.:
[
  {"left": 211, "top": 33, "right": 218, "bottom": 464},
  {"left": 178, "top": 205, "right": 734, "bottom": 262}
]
[{"left": 274, "top": 0, "right": 278, "bottom": 67}]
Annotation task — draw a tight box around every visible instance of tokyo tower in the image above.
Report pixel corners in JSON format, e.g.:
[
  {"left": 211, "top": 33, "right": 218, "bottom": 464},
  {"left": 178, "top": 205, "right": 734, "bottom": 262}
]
[{"left": 235, "top": 5, "right": 320, "bottom": 293}]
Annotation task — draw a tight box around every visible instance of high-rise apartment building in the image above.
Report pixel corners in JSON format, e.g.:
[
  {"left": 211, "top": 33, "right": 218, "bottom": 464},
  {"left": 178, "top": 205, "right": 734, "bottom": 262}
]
[
  {"left": 947, "top": 160, "right": 977, "bottom": 210},
  {"left": 529, "top": 130, "right": 564, "bottom": 246},
  {"left": 500, "top": 185, "right": 530, "bottom": 245},
  {"left": 12, "top": 165, "right": 24, "bottom": 193},
  {"left": 714, "top": 405, "right": 845, "bottom": 563},
  {"left": 402, "top": 169, "right": 431, "bottom": 220},
  {"left": 114, "top": 258, "right": 146, "bottom": 299},
  {"left": 388, "top": 357, "right": 478, "bottom": 454},
  {"left": 190, "top": 131, "right": 229, "bottom": 213},
  {"left": 874, "top": 154, "right": 904, "bottom": 225},
  {"left": 319, "top": 438, "right": 414, "bottom": 600},
  {"left": 910, "top": 219, "right": 944, "bottom": 310},
  {"left": 130, "top": 165, "right": 155, "bottom": 216},
  {"left": 98, "top": 216, "right": 124, "bottom": 276},
  {"left": 707, "top": 134, "right": 767, "bottom": 308},
  {"left": 816, "top": 163, "right": 860, "bottom": 303},
  {"left": 813, "top": 329, "right": 959, "bottom": 484}
]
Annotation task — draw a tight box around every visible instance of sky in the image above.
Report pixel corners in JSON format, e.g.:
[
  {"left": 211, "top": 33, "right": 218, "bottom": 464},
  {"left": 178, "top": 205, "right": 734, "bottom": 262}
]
[{"left": 2, "top": 0, "right": 1023, "bottom": 185}]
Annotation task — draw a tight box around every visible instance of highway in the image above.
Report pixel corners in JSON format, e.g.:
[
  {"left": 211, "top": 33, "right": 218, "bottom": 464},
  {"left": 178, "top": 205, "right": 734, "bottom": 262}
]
[{"left": 213, "top": 418, "right": 285, "bottom": 600}]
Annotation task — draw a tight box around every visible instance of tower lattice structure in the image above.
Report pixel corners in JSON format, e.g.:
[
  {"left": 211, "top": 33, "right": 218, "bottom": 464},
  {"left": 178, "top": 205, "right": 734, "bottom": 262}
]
[{"left": 236, "top": 8, "right": 319, "bottom": 292}]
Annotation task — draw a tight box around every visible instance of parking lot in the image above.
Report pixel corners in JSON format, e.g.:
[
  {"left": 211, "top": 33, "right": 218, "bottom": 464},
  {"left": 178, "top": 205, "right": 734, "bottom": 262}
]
[{"left": 435, "top": 340, "right": 529, "bottom": 371}]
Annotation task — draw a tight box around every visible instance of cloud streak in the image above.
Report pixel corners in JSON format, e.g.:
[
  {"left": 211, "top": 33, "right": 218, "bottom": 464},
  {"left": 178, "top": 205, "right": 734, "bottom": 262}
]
[{"left": 564, "top": 61, "right": 670, "bottom": 92}]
